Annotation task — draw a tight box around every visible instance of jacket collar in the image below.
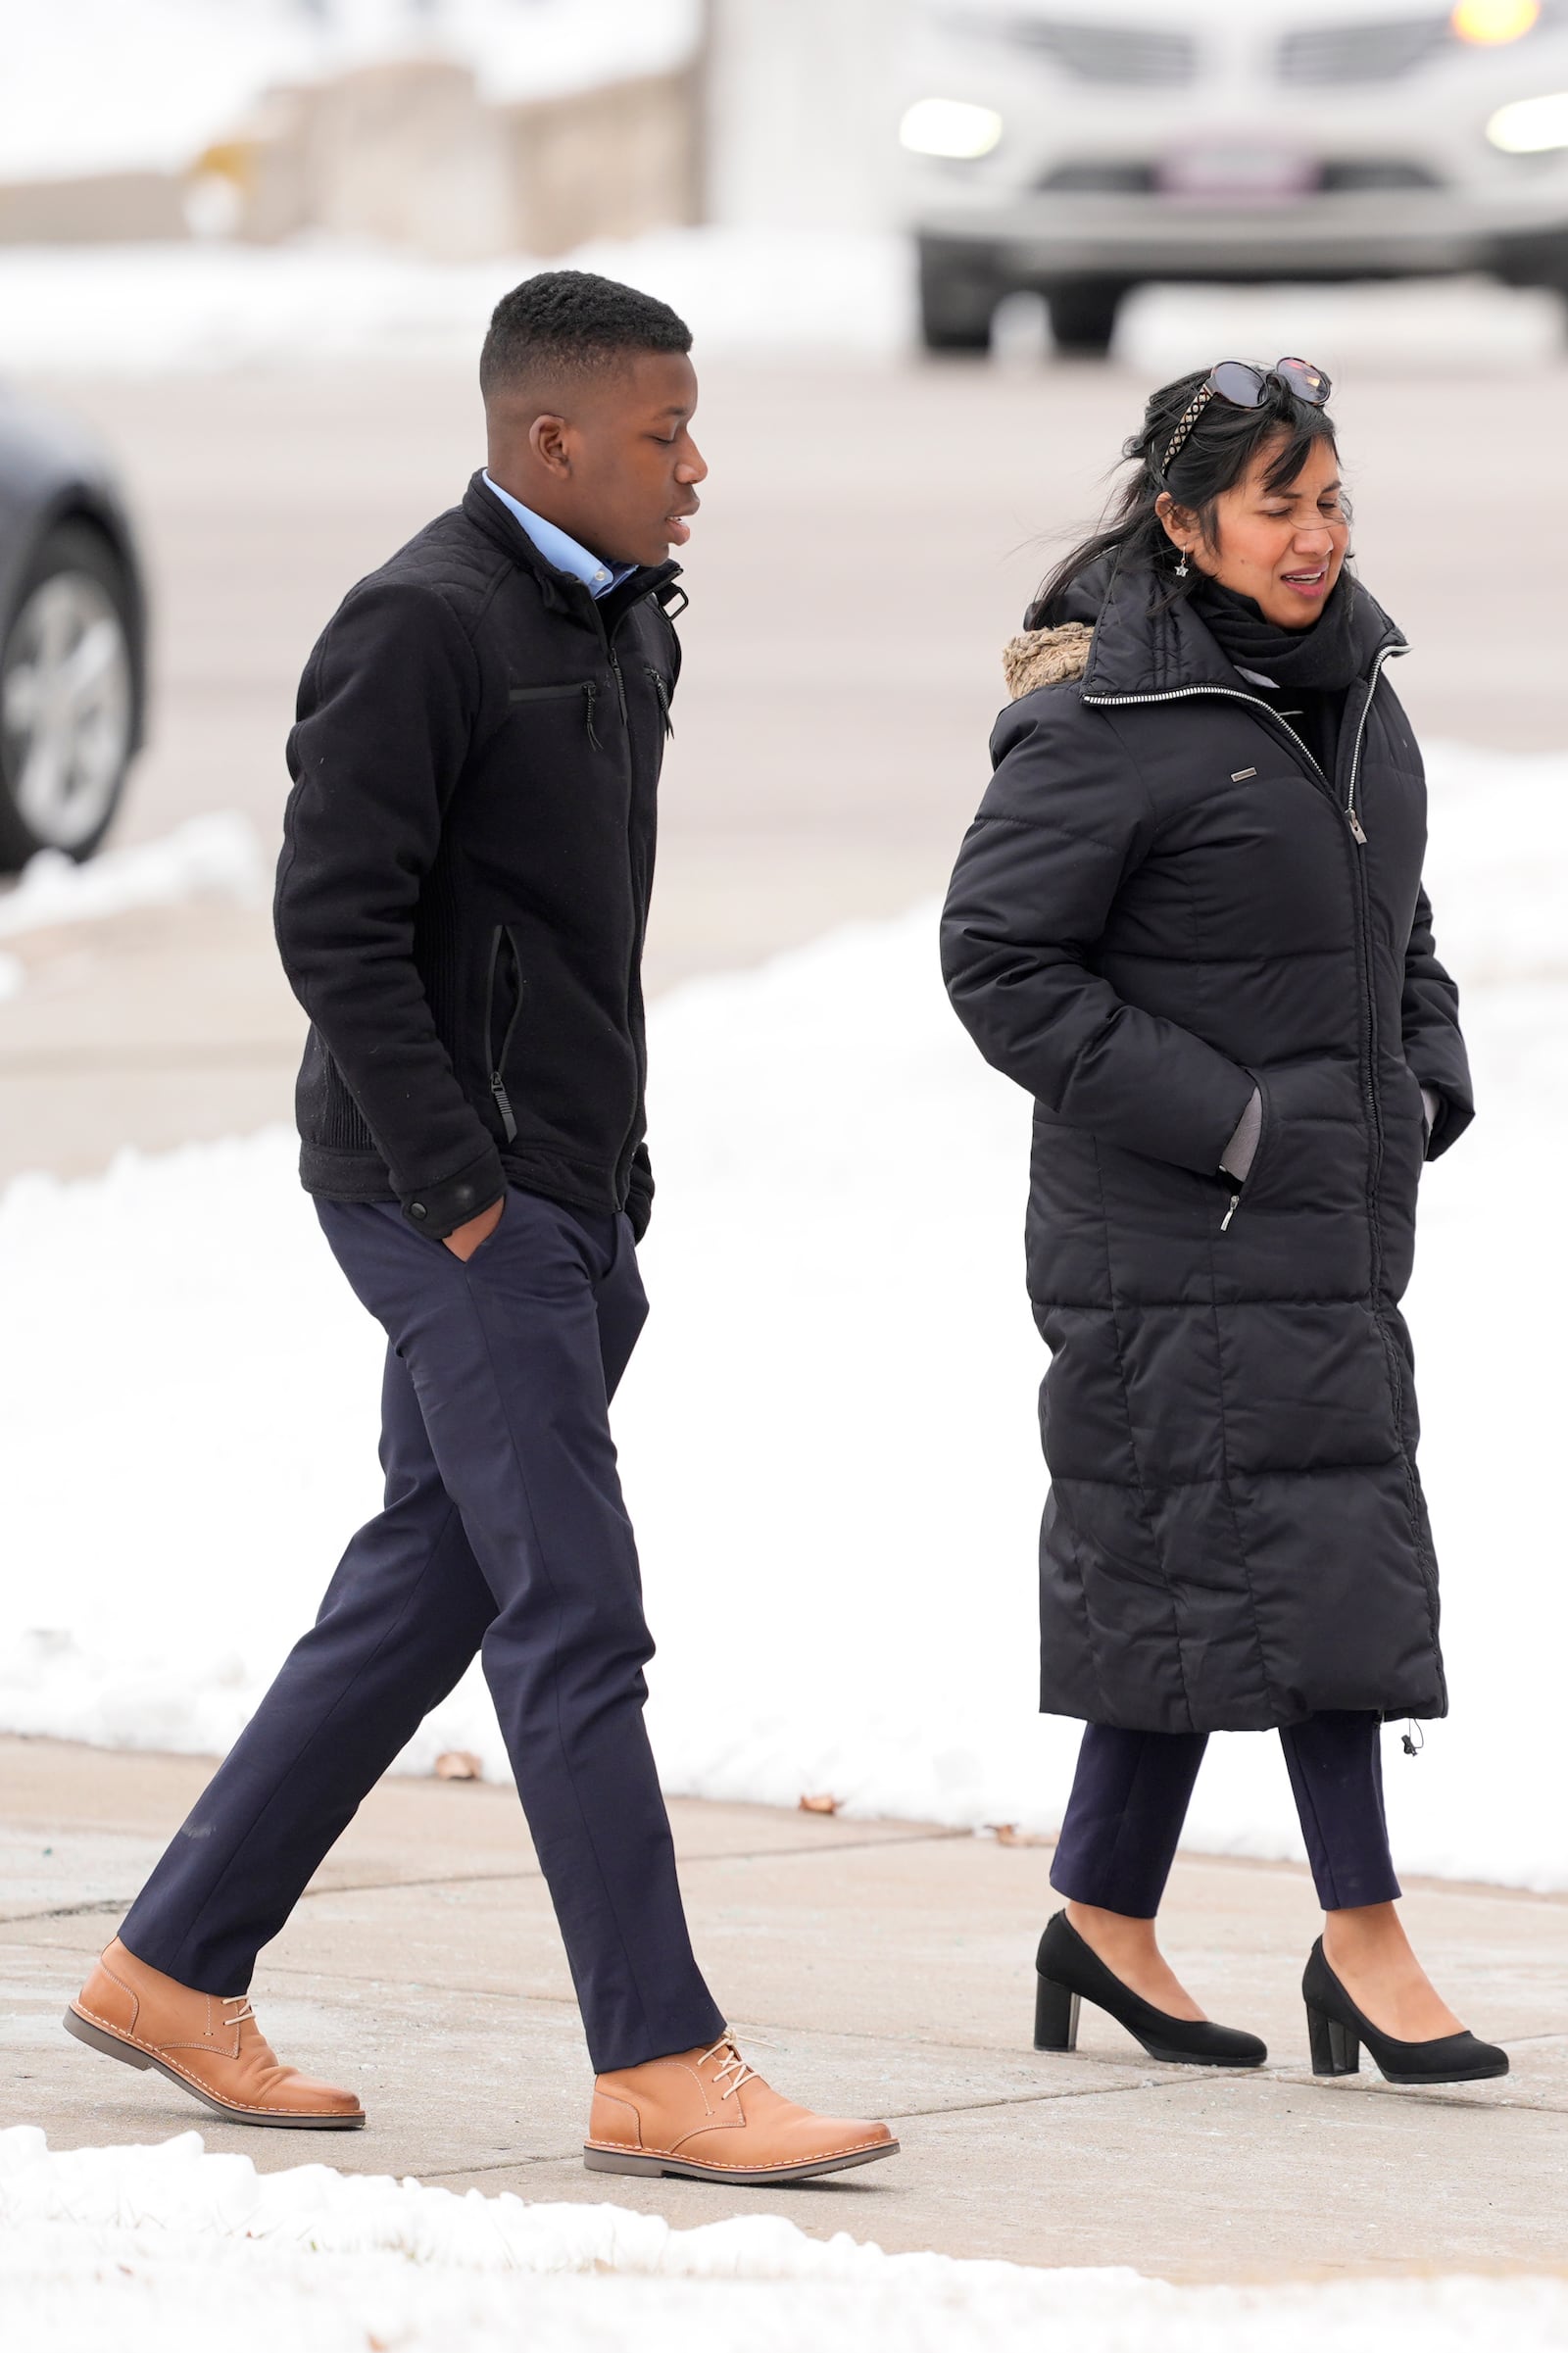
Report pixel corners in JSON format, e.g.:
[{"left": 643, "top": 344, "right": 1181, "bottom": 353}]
[
  {"left": 460, "top": 470, "right": 682, "bottom": 621},
  {"left": 1076, "top": 553, "right": 1405, "bottom": 705}
]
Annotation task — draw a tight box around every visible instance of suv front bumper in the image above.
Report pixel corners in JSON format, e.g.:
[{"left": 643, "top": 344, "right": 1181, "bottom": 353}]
[{"left": 916, "top": 183, "right": 1568, "bottom": 282}]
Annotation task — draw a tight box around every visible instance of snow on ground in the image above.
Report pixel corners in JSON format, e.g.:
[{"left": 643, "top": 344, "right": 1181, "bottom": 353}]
[
  {"left": 1, "top": 230, "right": 1564, "bottom": 377},
  {"left": 0, "top": 813, "right": 265, "bottom": 944},
  {"left": 3, "top": 2128, "right": 1566, "bottom": 2351},
  {"left": 0, "top": 740, "right": 1563, "bottom": 1889},
  {"left": 0, "top": 227, "right": 914, "bottom": 374},
  {"left": 0, "top": 0, "right": 699, "bottom": 183}
]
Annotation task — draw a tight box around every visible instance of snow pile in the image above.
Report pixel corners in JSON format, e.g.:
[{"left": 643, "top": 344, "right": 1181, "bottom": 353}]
[
  {"left": 3, "top": 230, "right": 1562, "bottom": 379},
  {"left": 0, "top": 228, "right": 911, "bottom": 375},
  {"left": 2, "top": 2127, "right": 1565, "bottom": 2350},
  {"left": 0, "top": 0, "right": 699, "bottom": 183},
  {"left": 0, "top": 813, "right": 265, "bottom": 941},
  {"left": 0, "top": 741, "right": 1563, "bottom": 1888}
]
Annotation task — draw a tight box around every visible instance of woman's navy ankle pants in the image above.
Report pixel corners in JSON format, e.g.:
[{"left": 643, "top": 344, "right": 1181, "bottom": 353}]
[{"left": 1050, "top": 1714, "right": 1402, "bottom": 1916}]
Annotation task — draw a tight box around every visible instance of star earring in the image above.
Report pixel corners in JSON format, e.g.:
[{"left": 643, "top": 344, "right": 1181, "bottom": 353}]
[{"left": 1174, "top": 549, "right": 1190, "bottom": 578}]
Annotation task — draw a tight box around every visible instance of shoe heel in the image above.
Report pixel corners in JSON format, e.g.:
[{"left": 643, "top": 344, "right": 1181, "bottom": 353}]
[
  {"left": 63, "top": 2008, "right": 152, "bottom": 2070},
  {"left": 1034, "top": 1974, "right": 1081, "bottom": 2052},
  {"left": 1305, "top": 2003, "right": 1359, "bottom": 2077},
  {"left": 583, "top": 2145, "right": 664, "bottom": 2177}
]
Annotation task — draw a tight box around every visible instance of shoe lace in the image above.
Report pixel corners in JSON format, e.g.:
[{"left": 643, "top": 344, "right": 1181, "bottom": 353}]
[
  {"left": 222, "top": 1996, "right": 255, "bottom": 2027},
  {"left": 698, "top": 2035, "right": 759, "bottom": 2101}
]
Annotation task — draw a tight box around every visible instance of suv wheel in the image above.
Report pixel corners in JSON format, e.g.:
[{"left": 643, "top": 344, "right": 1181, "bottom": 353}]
[
  {"left": 918, "top": 240, "right": 998, "bottom": 353},
  {"left": 0, "top": 523, "right": 137, "bottom": 872},
  {"left": 1047, "top": 280, "right": 1129, "bottom": 358}
]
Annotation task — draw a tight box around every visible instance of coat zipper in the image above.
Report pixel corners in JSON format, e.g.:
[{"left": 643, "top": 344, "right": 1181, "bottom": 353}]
[
  {"left": 482, "top": 923, "right": 524, "bottom": 1144},
  {"left": 645, "top": 664, "right": 673, "bottom": 737},
  {"left": 1094, "top": 652, "right": 1440, "bottom": 1645},
  {"left": 585, "top": 596, "right": 658, "bottom": 1199},
  {"left": 1342, "top": 645, "right": 1399, "bottom": 846}
]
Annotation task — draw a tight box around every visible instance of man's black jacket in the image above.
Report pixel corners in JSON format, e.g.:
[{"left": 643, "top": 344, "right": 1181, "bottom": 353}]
[{"left": 274, "top": 472, "right": 684, "bottom": 1240}]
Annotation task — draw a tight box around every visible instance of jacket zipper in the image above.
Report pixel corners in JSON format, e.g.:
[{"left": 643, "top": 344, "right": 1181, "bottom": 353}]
[
  {"left": 585, "top": 597, "right": 657, "bottom": 1200},
  {"left": 1092, "top": 653, "right": 1439, "bottom": 1648},
  {"left": 558, "top": 581, "right": 674, "bottom": 1202},
  {"left": 482, "top": 923, "right": 524, "bottom": 1144},
  {"left": 645, "top": 664, "right": 673, "bottom": 737},
  {"left": 1342, "top": 645, "right": 1399, "bottom": 846},
  {"left": 509, "top": 679, "right": 601, "bottom": 749}
]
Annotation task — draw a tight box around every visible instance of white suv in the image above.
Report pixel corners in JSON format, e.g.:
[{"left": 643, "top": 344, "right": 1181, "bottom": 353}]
[{"left": 899, "top": 0, "right": 1568, "bottom": 351}]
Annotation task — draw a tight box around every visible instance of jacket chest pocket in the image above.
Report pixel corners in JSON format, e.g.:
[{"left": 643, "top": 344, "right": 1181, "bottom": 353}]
[
  {"left": 483, "top": 924, "right": 524, "bottom": 1142},
  {"left": 509, "top": 679, "right": 602, "bottom": 749}
]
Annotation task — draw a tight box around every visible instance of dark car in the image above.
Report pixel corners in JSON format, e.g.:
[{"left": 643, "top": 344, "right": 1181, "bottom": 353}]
[{"left": 0, "top": 387, "right": 148, "bottom": 873}]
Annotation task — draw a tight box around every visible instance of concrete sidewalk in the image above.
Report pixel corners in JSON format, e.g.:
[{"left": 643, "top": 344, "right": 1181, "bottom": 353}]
[{"left": 3, "top": 1737, "right": 1566, "bottom": 2281}]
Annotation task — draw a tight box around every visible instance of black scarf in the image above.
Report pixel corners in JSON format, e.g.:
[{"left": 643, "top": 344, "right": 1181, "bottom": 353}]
[
  {"left": 1192, "top": 570, "right": 1362, "bottom": 693},
  {"left": 1191, "top": 572, "right": 1362, "bottom": 773}
]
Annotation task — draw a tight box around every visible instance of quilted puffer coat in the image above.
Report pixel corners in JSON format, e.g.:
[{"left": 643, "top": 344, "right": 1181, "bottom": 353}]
[{"left": 940, "top": 558, "right": 1472, "bottom": 1733}]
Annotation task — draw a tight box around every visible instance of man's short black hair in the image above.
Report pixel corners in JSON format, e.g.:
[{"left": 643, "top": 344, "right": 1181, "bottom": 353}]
[{"left": 479, "top": 270, "right": 692, "bottom": 402}]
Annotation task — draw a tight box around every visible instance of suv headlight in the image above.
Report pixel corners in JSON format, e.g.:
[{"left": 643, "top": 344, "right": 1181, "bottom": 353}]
[
  {"left": 1487, "top": 90, "right": 1568, "bottom": 150},
  {"left": 1452, "top": 0, "right": 1541, "bottom": 41},
  {"left": 899, "top": 99, "right": 1004, "bottom": 159}
]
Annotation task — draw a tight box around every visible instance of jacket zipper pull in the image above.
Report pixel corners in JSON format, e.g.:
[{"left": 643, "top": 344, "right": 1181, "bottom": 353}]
[
  {"left": 1220, "top": 1192, "right": 1241, "bottom": 1232},
  {"left": 582, "top": 683, "right": 601, "bottom": 750},
  {"left": 489, "top": 1071, "right": 518, "bottom": 1144},
  {"left": 608, "top": 650, "right": 628, "bottom": 724},
  {"left": 1347, "top": 805, "right": 1367, "bottom": 845},
  {"left": 648, "top": 666, "right": 672, "bottom": 737}
]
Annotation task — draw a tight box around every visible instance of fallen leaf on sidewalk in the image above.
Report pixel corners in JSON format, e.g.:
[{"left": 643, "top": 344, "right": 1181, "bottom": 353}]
[
  {"left": 434, "top": 1750, "right": 483, "bottom": 1782},
  {"left": 798, "top": 1792, "right": 841, "bottom": 1815},
  {"left": 985, "top": 1822, "right": 1052, "bottom": 1847}
]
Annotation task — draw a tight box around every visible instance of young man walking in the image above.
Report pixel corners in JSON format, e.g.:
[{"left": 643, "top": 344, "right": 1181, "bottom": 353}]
[{"left": 66, "top": 272, "right": 897, "bottom": 2186}]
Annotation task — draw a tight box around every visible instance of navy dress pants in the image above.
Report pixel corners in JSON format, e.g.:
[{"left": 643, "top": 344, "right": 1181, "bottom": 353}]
[
  {"left": 1050, "top": 1715, "right": 1402, "bottom": 1916},
  {"left": 120, "top": 1188, "right": 725, "bottom": 2074}
]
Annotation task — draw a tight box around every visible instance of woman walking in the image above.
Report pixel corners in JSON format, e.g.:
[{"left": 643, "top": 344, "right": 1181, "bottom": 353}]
[{"left": 941, "top": 361, "right": 1506, "bottom": 2086}]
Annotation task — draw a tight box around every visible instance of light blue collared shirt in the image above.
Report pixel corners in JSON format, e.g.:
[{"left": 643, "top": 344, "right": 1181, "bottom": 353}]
[{"left": 482, "top": 471, "right": 634, "bottom": 599}]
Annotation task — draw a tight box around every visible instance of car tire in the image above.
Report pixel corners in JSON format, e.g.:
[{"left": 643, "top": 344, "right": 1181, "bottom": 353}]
[
  {"left": 1047, "top": 280, "right": 1129, "bottom": 358},
  {"left": 0, "top": 522, "right": 138, "bottom": 873},
  {"left": 917, "top": 241, "right": 998, "bottom": 353}
]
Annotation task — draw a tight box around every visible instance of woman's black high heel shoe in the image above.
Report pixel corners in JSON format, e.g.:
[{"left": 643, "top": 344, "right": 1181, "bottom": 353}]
[
  {"left": 1034, "top": 1910, "right": 1266, "bottom": 2069},
  {"left": 1302, "top": 1937, "right": 1508, "bottom": 2086}
]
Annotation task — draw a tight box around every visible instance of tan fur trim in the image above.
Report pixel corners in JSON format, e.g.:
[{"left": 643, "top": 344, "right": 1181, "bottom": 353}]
[{"left": 1003, "top": 620, "right": 1094, "bottom": 700}]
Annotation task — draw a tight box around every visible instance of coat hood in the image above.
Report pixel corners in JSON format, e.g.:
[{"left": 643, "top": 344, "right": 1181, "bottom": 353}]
[{"left": 1003, "top": 554, "right": 1404, "bottom": 704}]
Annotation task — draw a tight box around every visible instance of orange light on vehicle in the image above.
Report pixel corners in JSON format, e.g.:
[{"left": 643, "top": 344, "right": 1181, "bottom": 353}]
[{"left": 1451, "top": 0, "right": 1541, "bottom": 42}]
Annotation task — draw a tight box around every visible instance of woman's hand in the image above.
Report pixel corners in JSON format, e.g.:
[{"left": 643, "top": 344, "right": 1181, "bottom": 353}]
[{"left": 443, "top": 1195, "right": 506, "bottom": 1259}]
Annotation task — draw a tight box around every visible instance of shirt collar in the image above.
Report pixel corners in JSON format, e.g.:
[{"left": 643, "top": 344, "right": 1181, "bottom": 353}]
[{"left": 481, "top": 472, "right": 633, "bottom": 600}]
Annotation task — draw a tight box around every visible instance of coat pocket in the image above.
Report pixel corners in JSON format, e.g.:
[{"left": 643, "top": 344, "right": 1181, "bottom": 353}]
[
  {"left": 482, "top": 924, "right": 525, "bottom": 1144},
  {"left": 1226, "top": 1058, "right": 1365, "bottom": 1227},
  {"left": 509, "top": 679, "right": 602, "bottom": 749}
]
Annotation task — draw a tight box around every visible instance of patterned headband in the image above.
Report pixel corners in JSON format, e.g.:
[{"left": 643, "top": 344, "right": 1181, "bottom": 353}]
[{"left": 1159, "top": 384, "right": 1218, "bottom": 479}]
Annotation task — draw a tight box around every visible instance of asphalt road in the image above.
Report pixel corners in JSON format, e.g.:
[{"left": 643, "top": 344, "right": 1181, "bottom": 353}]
[{"left": 2, "top": 347, "right": 1562, "bottom": 1186}]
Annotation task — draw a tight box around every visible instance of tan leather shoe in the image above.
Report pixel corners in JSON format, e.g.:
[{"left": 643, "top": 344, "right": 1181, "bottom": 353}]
[
  {"left": 584, "top": 2034, "right": 898, "bottom": 2183},
  {"left": 64, "top": 1937, "right": 364, "bottom": 2130}
]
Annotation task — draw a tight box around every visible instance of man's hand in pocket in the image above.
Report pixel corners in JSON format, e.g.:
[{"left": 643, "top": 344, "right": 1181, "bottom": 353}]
[{"left": 443, "top": 1195, "right": 506, "bottom": 1260}]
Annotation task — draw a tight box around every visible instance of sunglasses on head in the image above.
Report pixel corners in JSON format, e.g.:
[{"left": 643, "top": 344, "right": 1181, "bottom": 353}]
[{"left": 1160, "top": 358, "right": 1332, "bottom": 479}]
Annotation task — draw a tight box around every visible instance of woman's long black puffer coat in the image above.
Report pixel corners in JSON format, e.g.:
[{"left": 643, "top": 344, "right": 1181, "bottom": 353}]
[{"left": 940, "top": 559, "right": 1473, "bottom": 1734}]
